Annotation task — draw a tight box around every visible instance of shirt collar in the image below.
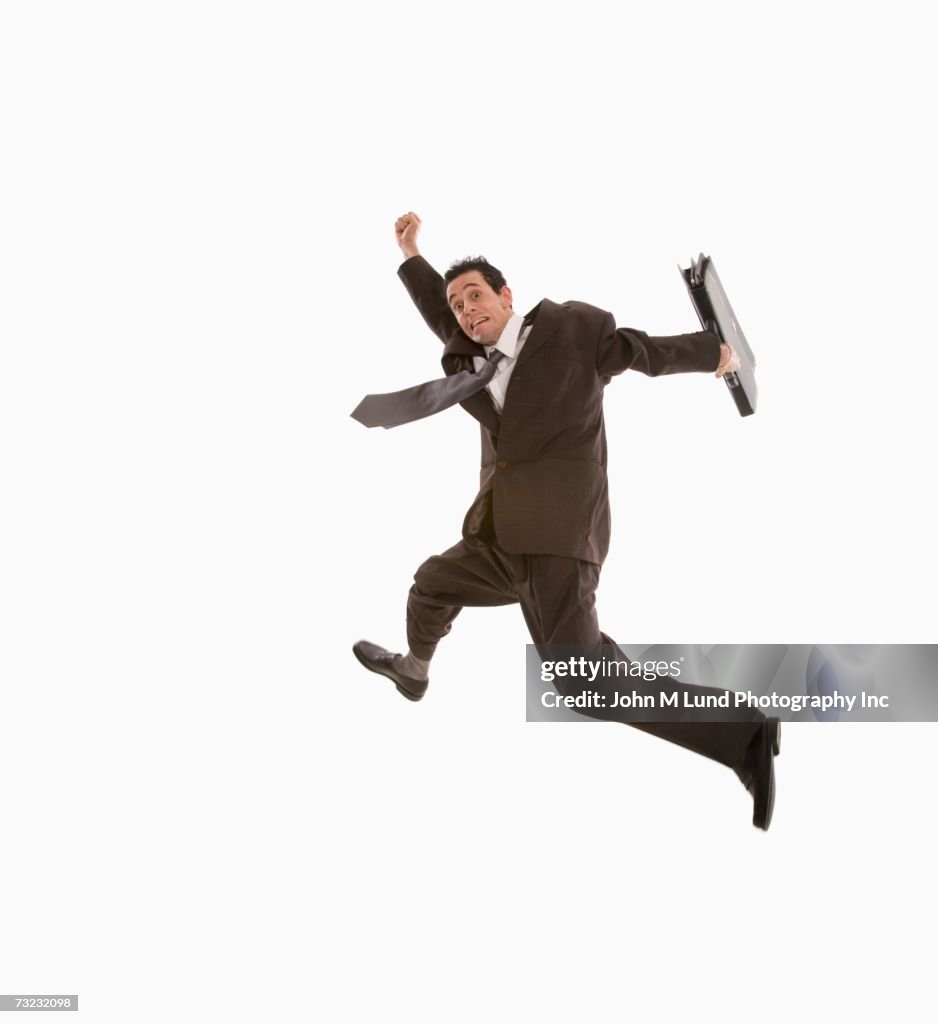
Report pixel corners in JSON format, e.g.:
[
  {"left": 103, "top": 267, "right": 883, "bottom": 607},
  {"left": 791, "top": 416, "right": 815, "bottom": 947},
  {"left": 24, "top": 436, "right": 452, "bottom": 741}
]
[{"left": 491, "top": 312, "right": 525, "bottom": 359}]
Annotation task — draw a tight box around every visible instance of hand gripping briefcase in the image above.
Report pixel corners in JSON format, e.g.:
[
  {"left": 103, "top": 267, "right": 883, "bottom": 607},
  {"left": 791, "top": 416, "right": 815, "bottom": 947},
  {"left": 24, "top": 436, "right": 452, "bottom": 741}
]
[{"left": 679, "top": 253, "right": 757, "bottom": 417}]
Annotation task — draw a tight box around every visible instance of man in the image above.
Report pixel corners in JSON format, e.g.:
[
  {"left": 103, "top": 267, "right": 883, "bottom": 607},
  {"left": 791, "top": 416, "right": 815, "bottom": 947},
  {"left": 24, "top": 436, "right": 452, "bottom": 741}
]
[{"left": 352, "top": 212, "right": 780, "bottom": 830}]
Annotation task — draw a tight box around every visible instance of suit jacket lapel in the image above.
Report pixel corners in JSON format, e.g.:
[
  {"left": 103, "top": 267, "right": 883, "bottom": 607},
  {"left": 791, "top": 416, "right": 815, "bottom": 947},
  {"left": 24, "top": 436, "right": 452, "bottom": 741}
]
[
  {"left": 514, "top": 300, "right": 558, "bottom": 369},
  {"left": 441, "top": 331, "right": 485, "bottom": 362},
  {"left": 441, "top": 343, "right": 501, "bottom": 437},
  {"left": 460, "top": 392, "right": 501, "bottom": 437}
]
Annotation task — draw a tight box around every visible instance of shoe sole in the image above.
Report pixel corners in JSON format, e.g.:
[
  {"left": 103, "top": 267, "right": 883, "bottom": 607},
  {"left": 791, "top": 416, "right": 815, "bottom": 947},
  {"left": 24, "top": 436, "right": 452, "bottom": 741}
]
[
  {"left": 352, "top": 643, "right": 425, "bottom": 702},
  {"left": 394, "top": 683, "right": 423, "bottom": 702},
  {"left": 756, "top": 719, "right": 780, "bottom": 830}
]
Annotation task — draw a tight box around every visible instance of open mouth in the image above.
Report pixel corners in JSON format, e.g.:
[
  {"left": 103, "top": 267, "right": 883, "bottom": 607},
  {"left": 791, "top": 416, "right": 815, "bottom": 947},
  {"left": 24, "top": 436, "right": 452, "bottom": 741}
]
[{"left": 470, "top": 316, "right": 489, "bottom": 331}]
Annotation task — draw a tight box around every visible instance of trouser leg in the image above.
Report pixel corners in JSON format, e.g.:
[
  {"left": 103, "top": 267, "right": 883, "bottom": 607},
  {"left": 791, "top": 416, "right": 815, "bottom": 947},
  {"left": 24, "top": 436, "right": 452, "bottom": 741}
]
[
  {"left": 517, "top": 553, "right": 603, "bottom": 650},
  {"left": 518, "top": 555, "right": 763, "bottom": 774},
  {"left": 406, "top": 540, "right": 518, "bottom": 661}
]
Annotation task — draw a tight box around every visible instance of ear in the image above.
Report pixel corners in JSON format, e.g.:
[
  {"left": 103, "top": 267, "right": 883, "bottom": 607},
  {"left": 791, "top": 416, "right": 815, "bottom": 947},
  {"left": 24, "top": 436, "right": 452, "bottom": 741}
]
[{"left": 499, "top": 285, "right": 513, "bottom": 309}]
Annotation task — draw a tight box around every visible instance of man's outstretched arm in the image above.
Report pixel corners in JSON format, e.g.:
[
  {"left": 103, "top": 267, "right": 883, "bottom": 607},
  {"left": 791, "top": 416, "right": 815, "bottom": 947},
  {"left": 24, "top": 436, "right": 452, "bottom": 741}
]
[
  {"left": 394, "top": 211, "right": 461, "bottom": 346},
  {"left": 596, "top": 311, "right": 739, "bottom": 379}
]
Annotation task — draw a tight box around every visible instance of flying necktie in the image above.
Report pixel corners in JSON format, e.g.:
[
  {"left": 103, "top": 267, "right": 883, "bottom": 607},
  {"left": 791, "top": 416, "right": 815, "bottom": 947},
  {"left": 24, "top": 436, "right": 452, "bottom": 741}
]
[{"left": 351, "top": 350, "right": 505, "bottom": 429}]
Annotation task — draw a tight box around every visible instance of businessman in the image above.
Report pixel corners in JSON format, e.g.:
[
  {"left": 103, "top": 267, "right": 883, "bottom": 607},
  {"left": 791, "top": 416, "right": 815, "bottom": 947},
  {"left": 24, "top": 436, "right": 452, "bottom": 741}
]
[{"left": 351, "top": 212, "right": 780, "bottom": 829}]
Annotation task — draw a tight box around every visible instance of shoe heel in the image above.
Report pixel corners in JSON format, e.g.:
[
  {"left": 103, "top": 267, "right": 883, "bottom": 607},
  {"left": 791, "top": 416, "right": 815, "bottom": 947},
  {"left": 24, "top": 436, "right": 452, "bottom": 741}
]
[{"left": 396, "top": 683, "right": 423, "bottom": 703}]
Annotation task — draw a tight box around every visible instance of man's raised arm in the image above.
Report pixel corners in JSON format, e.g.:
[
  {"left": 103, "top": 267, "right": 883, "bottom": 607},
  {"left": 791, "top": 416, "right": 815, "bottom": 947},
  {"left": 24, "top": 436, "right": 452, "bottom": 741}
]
[{"left": 394, "top": 211, "right": 462, "bottom": 346}]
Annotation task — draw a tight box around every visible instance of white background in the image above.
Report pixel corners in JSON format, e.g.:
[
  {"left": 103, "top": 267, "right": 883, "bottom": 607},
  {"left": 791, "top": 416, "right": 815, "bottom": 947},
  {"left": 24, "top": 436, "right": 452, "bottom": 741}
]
[{"left": 1, "top": 1, "right": 935, "bottom": 1021}]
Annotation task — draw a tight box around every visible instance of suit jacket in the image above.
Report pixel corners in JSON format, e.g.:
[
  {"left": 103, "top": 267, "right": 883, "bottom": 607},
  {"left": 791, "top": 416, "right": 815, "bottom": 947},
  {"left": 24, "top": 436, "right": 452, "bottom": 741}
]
[{"left": 399, "top": 256, "right": 721, "bottom": 566}]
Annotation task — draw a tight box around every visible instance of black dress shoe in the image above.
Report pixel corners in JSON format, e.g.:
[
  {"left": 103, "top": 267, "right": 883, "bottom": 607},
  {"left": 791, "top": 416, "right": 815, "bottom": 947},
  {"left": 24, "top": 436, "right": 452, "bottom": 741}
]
[
  {"left": 352, "top": 640, "right": 429, "bottom": 702},
  {"left": 740, "top": 718, "right": 781, "bottom": 831}
]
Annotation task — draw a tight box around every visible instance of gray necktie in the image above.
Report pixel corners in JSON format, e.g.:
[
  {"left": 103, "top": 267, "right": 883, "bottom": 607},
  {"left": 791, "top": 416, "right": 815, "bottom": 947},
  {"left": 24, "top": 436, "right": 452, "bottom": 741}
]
[{"left": 351, "top": 350, "right": 505, "bottom": 429}]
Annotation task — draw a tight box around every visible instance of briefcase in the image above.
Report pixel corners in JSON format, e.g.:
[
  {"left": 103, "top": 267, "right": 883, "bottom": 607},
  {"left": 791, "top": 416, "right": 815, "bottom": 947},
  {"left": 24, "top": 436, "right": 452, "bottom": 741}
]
[{"left": 679, "top": 253, "right": 757, "bottom": 417}]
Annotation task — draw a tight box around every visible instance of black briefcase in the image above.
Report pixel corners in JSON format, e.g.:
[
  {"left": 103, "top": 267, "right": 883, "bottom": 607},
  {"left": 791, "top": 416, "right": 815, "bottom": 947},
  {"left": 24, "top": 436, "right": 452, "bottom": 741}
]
[{"left": 679, "top": 254, "right": 757, "bottom": 417}]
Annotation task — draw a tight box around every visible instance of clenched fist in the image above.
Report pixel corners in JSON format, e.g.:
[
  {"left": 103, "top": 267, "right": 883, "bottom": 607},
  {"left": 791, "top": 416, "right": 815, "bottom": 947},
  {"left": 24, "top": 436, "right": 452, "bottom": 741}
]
[{"left": 395, "top": 211, "right": 422, "bottom": 259}]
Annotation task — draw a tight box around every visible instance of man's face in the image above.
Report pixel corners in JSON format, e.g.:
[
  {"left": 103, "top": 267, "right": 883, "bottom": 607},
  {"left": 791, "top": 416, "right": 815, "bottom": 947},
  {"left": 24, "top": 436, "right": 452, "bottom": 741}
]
[{"left": 445, "top": 271, "right": 513, "bottom": 346}]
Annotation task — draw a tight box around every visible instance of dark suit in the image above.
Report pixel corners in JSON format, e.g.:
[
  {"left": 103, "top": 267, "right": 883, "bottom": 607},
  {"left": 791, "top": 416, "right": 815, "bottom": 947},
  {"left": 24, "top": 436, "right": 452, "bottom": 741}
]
[
  {"left": 400, "top": 255, "right": 720, "bottom": 565},
  {"left": 398, "top": 255, "right": 763, "bottom": 772}
]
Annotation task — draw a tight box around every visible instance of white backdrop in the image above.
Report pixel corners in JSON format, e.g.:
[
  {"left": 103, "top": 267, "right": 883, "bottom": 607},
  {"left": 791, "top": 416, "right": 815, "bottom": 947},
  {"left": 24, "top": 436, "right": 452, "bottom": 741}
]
[{"left": 1, "top": 1, "right": 935, "bottom": 1021}]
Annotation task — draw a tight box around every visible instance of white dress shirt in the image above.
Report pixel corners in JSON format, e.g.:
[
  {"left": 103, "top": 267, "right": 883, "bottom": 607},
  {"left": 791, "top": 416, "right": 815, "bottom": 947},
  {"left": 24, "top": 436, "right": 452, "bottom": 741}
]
[{"left": 471, "top": 312, "right": 531, "bottom": 413}]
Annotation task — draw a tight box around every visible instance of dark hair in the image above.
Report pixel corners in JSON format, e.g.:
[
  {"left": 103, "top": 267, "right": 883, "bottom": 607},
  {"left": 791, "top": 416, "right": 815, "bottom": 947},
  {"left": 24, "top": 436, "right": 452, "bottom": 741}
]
[{"left": 443, "top": 256, "right": 508, "bottom": 294}]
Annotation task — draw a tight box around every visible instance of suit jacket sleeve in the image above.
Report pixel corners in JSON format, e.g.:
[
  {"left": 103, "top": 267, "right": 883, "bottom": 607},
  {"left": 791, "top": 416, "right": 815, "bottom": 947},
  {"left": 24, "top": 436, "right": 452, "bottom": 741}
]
[
  {"left": 397, "top": 255, "right": 460, "bottom": 345},
  {"left": 596, "top": 310, "right": 721, "bottom": 379}
]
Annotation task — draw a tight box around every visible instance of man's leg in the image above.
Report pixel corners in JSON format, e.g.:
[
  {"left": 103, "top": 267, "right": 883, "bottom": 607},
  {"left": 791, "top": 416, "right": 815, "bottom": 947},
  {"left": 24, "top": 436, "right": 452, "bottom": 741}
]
[
  {"left": 517, "top": 554, "right": 765, "bottom": 774},
  {"left": 406, "top": 539, "right": 518, "bottom": 661},
  {"left": 353, "top": 538, "right": 521, "bottom": 699}
]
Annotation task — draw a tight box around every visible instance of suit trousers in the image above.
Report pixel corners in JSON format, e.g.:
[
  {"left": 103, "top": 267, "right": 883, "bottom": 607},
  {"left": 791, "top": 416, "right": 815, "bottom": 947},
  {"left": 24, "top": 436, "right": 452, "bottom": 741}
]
[{"left": 406, "top": 535, "right": 765, "bottom": 775}]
